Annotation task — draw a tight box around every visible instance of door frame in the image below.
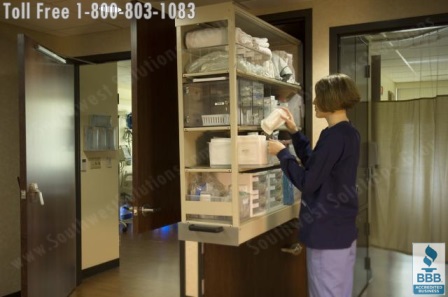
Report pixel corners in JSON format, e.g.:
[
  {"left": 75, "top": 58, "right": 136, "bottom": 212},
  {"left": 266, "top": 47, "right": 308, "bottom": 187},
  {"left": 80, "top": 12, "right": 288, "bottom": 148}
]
[
  {"left": 73, "top": 52, "right": 131, "bottom": 282},
  {"left": 74, "top": 64, "right": 81, "bottom": 286}
]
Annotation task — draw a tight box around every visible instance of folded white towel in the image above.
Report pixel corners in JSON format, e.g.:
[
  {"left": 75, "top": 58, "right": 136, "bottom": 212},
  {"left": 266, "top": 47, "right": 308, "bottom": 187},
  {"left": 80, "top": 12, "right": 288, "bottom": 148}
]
[
  {"left": 185, "top": 27, "right": 254, "bottom": 49},
  {"left": 185, "top": 27, "right": 227, "bottom": 49},
  {"left": 255, "top": 46, "right": 272, "bottom": 59},
  {"left": 236, "top": 27, "right": 253, "bottom": 47},
  {"left": 252, "top": 37, "right": 270, "bottom": 48}
]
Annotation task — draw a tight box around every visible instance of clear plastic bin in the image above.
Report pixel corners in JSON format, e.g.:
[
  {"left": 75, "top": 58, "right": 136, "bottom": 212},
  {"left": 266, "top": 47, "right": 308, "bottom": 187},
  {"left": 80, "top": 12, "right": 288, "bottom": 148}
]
[
  {"left": 238, "top": 80, "right": 266, "bottom": 125},
  {"left": 183, "top": 44, "right": 272, "bottom": 75},
  {"left": 183, "top": 77, "right": 276, "bottom": 127},
  {"left": 184, "top": 80, "right": 229, "bottom": 127}
]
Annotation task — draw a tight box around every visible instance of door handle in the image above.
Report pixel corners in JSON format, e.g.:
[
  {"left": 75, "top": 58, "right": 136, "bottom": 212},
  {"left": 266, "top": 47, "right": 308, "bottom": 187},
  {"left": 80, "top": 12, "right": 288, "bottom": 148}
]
[
  {"left": 139, "top": 205, "right": 161, "bottom": 216},
  {"left": 281, "top": 243, "right": 303, "bottom": 256},
  {"left": 28, "top": 183, "right": 45, "bottom": 206}
]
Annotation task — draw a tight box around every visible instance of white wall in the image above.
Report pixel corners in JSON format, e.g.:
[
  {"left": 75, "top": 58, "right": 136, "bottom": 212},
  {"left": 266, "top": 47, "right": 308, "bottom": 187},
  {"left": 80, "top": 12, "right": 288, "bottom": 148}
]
[
  {"left": 79, "top": 63, "right": 119, "bottom": 269},
  {"left": 381, "top": 76, "right": 397, "bottom": 101},
  {"left": 396, "top": 80, "right": 448, "bottom": 100}
]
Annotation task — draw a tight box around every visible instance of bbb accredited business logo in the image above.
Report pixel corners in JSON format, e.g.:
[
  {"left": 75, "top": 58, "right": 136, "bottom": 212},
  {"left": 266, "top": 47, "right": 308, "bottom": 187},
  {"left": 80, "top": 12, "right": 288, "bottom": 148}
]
[{"left": 413, "top": 243, "right": 445, "bottom": 295}]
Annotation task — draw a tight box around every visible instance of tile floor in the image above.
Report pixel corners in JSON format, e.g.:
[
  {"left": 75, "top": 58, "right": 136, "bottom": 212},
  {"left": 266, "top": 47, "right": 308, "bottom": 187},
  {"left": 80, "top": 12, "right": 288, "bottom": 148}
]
[{"left": 71, "top": 225, "right": 446, "bottom": 297}]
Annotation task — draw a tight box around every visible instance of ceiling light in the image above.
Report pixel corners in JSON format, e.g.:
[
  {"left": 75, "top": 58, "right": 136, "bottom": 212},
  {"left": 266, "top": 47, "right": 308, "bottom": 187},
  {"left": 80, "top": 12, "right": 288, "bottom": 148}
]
[
  {"left": 394, "top": 50, "right": 416, "bottom": 76},
  {"left": 35, "top": 45, "right": 66, "bottom": 64}
]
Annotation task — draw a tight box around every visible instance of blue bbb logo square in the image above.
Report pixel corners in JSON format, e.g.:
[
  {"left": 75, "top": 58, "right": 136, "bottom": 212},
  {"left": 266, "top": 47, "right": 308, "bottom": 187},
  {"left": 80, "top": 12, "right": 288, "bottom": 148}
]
[{"left": 413, "top": 243, "right": 445, "bottom": 295}]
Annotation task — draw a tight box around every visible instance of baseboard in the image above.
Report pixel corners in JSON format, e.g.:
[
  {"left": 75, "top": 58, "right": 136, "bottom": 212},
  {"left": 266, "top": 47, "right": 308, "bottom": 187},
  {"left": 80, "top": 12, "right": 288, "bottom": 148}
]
[
  {"left": 3, "top": 292, "right": 20, "bottom": 297},
  {"left": 2, "top": 260, "right": 120, "bottom": 296},
  {"left": 82, "top": 258, "right": 120, "bottom": 279}
]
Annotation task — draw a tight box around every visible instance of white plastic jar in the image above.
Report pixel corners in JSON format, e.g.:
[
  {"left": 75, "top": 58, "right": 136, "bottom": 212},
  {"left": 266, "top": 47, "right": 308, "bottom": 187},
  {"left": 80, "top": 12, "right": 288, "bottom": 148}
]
[{"left": 261, "top": 108, "right": 287, "bottom": 135}]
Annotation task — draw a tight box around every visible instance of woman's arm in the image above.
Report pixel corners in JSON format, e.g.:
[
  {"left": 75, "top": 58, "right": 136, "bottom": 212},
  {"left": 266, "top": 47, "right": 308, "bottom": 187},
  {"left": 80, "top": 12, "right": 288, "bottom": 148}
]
[
  {"left": 276, "top": 132, "right": 343, "bottom": 196},
  {"left": 278, "top": 107, "right": 312, "bottom": 164},
  {"left": 290, "top": 131, "right": 312, "bottom": 165}
]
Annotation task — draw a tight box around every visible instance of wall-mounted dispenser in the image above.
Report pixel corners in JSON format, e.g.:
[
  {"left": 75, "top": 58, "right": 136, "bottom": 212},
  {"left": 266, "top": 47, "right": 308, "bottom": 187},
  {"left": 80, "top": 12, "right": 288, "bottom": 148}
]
[{"left": 84, "top": 114, "right": 117, "bottom": 151}]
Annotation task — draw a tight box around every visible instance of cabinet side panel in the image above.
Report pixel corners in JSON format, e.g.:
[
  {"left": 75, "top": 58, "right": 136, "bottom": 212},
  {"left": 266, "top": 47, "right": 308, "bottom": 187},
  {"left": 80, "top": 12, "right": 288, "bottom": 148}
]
[{"left": 204, "top": 225, "right": 308, "bottom": 297}]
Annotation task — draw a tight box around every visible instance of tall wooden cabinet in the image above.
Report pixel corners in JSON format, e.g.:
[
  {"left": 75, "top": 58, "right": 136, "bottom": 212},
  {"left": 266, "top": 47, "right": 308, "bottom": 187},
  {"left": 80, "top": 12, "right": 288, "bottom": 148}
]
[
  {"left": 175, "top": 3, "right": 308, "bottom": 296},
  {"left": 176, "top": 2, "right": 302, "bottom": 246}
]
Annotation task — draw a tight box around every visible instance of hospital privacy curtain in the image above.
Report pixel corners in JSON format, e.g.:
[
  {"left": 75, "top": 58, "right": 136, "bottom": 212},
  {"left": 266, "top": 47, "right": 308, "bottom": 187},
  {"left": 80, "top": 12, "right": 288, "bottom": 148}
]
[{"left": 370, "top": 95, "right": 448, "bottom": 256}]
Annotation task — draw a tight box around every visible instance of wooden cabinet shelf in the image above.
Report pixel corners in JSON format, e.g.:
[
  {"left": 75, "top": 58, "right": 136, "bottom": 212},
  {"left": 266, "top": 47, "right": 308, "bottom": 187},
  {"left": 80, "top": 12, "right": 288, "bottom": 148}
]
[{"left": 183, "top": 70, "right": 301, "bottom": 92}]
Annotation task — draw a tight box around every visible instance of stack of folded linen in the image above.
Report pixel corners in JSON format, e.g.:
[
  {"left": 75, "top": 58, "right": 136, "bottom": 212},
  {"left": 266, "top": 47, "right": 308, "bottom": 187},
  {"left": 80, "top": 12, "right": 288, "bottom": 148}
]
[
  {"left": 252, "top": 37, "right": 272, "bottom": 58},
  {"left": 183, "top": 27, "right": 298, "bottom": 84},
  {"left": 185, "top": 27, "right": 254, "bottom": 49},
  {"left": 185, "top": 27, "right": 272, "bottom": 58}
]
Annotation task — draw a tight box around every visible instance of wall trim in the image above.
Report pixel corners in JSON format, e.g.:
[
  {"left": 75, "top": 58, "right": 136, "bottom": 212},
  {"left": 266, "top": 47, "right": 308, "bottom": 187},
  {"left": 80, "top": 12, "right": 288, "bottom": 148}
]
[{"left": 81, "top": 259, "right": 120, "bottom": 279}]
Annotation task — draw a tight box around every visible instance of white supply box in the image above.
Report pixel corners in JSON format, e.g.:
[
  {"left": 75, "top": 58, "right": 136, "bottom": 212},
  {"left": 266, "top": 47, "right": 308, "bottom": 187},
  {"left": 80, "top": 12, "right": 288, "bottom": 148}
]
[
  {"left": 237, "top": 135, "right": 268, "bottom": 165},
  {"left": 209, "top": 135, "right": 268, "bottom": 167},
  {"left": 209, "top": 138, "right": 232, "bottom": 166}
]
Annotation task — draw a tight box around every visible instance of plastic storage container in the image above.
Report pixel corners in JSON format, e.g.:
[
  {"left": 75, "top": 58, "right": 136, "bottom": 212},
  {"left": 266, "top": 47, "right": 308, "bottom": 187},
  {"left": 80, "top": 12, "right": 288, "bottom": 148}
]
[
  {"left": 183, "top": 80, "right": 230, "bottom": 127},
  {"left": 261, "top": 108, "right": 287, "bottom": 135},
  {"left": 237, "top": 135, "right": 268, "bottom": 165},
  {"left": 239, "top": 172, "right": 268, "bottom": 217},
  {"left": 239, "top": 80, "right": 265, "bottom": 125},
  {"left": 268, "top": 169, "right": 284, "bottom": 209},
  {"left": 209, "top": 138, "right": 232, "bottom": 166},
  {"left": 209, "top": 135, "right": 268, "bottom": 166},
  {"left": 184, "top": 78, "right": 277, "bottom": 127}
]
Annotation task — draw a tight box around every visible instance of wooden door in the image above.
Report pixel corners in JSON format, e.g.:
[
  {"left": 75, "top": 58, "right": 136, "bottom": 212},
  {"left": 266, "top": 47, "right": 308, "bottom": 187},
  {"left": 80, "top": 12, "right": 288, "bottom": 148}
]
[
  {"left": 131, "top": 10, "right": 180, "bottom": 233},
  {"left": 18, "top": 34, "right": 77, "bottom": 297}
]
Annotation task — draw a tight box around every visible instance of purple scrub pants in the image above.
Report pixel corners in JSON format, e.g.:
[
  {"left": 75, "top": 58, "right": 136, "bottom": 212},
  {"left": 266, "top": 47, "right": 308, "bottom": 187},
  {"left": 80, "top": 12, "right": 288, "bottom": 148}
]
[{"left": 306, "top": 240, "right": 357, "bottom": 297}]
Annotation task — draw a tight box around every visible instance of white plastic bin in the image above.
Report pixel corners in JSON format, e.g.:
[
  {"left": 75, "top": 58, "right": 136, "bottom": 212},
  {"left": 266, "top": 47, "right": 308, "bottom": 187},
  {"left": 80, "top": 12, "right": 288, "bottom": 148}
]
[
  {"left": 209, "top": 138, "right": 231, "bottom": 166},
  {"left": 237, "top": 135, "right": 268, "bottom": 165}
]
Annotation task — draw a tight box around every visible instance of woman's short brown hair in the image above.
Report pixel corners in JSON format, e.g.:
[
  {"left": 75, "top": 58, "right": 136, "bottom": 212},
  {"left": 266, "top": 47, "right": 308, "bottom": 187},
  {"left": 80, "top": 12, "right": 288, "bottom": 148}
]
[{"left": 314, "top": 73, "right": 361, "bottom": 112}]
